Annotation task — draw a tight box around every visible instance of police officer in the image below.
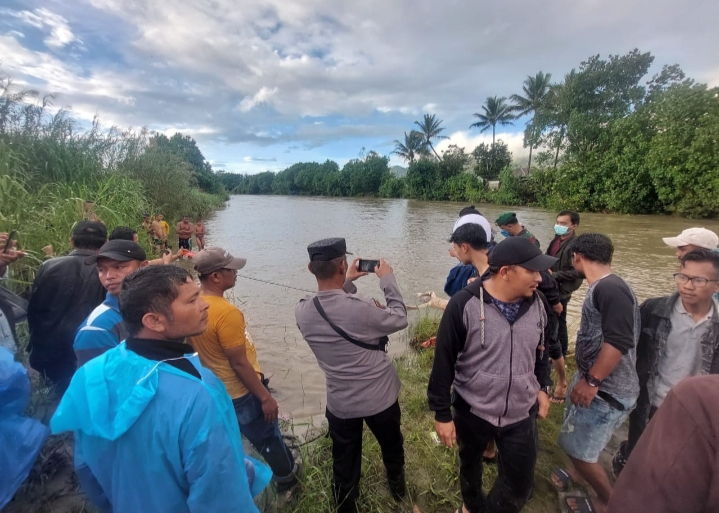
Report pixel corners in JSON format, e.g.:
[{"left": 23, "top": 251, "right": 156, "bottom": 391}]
[{"left": 295, "top": 238, "right": 408, "bottom": 512}]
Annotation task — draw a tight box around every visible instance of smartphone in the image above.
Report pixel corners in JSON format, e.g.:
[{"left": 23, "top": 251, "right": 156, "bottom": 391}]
[
  {"left": 357, "top": 259, "right": 380, "bottom": 273},
  {"left": 3, "top": 231, "right": 17, "bottom": 253}
]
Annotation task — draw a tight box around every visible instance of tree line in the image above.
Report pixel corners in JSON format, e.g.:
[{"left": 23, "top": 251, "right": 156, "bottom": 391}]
[{"left": 226, "top": 49, "right": 719, "bottom": 218}]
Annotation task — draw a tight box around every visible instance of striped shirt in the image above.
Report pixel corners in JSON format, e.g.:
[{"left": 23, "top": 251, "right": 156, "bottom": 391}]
[{"left": 74, "top": 292, "right": 127, "bottom": 367}]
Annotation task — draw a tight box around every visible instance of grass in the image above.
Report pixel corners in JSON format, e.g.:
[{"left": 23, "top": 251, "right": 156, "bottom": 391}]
[{"left": 281, "top": 320, "right": 578, "bottom": 513}]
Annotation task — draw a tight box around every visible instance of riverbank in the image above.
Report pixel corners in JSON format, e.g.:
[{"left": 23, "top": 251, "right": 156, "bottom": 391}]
[{"left": 278, "top": 314, "right": 619, "bottom": 513}]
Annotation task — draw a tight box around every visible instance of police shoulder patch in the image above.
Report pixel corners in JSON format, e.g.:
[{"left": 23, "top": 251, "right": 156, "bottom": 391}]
[{"left": 373, "top": 299, "right": 386, "bottom": 309}]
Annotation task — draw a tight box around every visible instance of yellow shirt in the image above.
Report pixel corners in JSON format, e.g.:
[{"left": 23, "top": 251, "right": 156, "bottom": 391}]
[
  {"left": 161, "top": 221, "right": 170, "bottom": 237},
  {"left": 190, "top": 295, "right": 262, "bottom": 399}
]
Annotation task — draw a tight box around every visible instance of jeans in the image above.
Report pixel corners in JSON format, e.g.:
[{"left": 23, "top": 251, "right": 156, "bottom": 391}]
[
  {"left": 558, "top": 298, "right": 570, "bottom": 357},
  {"left": 453, "top": 394, "right": 538, "bottom": 513},
  {"left": 325, "top": 400, "right": 405, "bottom": 513},
  {"left": 232, "top": 383, "right": 296, "bottom": 489}
]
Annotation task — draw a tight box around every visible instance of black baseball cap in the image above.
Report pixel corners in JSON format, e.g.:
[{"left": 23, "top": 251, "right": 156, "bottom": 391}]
[
  {"left": 307, "top": 238, "right": 353, "bottom": 261},
  {"left": 488, "top": 237, "right": 557, "bottom": 271},
  {"left": 72, "top": 221, "right": 107, "bottom": 239},
  {"left": 85, "top": 240, "right": 147, "bottom": 265}
]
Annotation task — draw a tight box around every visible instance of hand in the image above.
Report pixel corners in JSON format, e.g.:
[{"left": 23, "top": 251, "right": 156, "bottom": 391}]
[
  {"left": 537, "top": 391, "right": 550, "bottom": 419},
  {"left": 466, "top": 277, "right": 477, "bottom": 285},
  {"left": 434, "top": 420, "right": 457, "bottom": 448},
  {"left": 417, "top": 291, "right": 438, "bottom": 305},
  {"left": 552, "top": 302, "right": 564, "bottom": 316},
  {"left": 161, "top": 250, "right": 174, "bottom": 265},
  {"left": 375, "top": 258, "right": 393, "bottom": 278},
  {"left": 346, "top": 258, "right": 368, "bottom": 282},
  {"left": 570, "top": 378, "right": 599, "bottom": 408},
  {"left": 42, "top": 244, "right": 54, "bottom": 257},
  {"left": 260, "top": 395, "right": 279, "bottom": 424}
]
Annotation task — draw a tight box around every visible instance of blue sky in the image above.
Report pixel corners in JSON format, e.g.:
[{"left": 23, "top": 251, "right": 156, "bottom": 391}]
[{"left": 2, "top": 0, "right": 718, "bottom": 174}]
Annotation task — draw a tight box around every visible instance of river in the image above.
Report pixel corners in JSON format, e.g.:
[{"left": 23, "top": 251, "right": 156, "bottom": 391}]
[{"left": 206, "top": 195, "right": 719, "bottom": 423}]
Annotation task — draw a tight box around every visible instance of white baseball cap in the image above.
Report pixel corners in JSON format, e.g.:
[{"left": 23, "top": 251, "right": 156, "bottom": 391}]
[
  {"left": 662, "top": 228, "right": 719, "bottom": 250},
  {"left": 453, "top": 214, "right": 492, "bottom": 242}
]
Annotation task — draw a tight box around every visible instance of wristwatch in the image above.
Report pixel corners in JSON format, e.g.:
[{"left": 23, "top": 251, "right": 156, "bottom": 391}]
[
  {"left": 585, "top": 373, "right": 602, "bottom": 387},
  {"left": 540, "top": 386, "right": 552, "bottom": 395}
]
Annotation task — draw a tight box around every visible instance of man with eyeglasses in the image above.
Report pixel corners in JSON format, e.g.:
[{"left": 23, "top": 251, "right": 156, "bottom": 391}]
[{"left": 613, "top": 248, "right": 719, "bottom": 476}]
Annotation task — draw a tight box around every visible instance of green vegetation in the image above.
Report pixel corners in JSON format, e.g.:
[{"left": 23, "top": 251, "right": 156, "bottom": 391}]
[
  {"left": 284, "top": 320, "right": 575, "bottom": 513},
  {"left": 0, "top": 73, "right": 228, "bottom": 292},
  {"left": 228, "top": 49, "right": 719, "bottom": 218}
]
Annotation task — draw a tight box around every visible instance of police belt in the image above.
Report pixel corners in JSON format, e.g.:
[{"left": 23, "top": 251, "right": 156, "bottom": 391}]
[{"left": 312, "top": 296, "right": 388, "bottom": 352}]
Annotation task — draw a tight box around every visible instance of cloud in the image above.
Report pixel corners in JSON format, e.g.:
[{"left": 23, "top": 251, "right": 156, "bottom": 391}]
[
  {"left": 237, "top": 86, "right": 279, "bottom": 112},
  {"left": 7, "top": 8, "right": 80, "bottom": 48},
  {"left": 243, "top": 156, "right": 278, "bottom": 162},
  {"left": 436, "top": 130, "right": 529, "bottom": 162}
]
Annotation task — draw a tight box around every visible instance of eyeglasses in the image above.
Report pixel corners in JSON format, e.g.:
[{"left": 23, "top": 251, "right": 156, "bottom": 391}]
[{"left": 673, "top": 273, "right": 719, "bottom": 288}]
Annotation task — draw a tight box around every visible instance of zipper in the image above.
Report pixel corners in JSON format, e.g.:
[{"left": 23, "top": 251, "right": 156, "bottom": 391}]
[{"left": 499, "top": 324, "right": 514, "bottom": 427}]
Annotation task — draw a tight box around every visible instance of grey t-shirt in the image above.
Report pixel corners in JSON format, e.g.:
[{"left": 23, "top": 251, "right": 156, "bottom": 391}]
[
  {"left": 652, "top": 298, "right": 713, "bottom": 407},
  {"left": 575, "top": 274, "right": 640, "bottom": 402}
]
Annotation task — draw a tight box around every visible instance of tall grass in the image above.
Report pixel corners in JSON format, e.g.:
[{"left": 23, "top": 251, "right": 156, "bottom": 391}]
[{"left": 0, "top": 74, "right": 226, "bottom": 293}]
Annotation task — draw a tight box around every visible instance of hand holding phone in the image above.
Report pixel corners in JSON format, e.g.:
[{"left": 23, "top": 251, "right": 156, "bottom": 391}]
[
  {"left": 357, "top": 259, "right": 380, "bottom": 273},
  {"left": 2, "top": 231, "right": 17, "bottom": 253}
]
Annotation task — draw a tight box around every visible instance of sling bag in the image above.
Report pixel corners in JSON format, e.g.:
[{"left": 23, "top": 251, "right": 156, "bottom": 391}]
[{"left": 312, "top": 296, "right": 388, "bottom": 353}]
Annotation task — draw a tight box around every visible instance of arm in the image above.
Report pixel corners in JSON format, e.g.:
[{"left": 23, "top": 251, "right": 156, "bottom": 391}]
[
  {"left": 553, "top": 266, "right": 580, "bottom": 284},
  {"left": 74, "top": 328, "right": 120, "bottom": 367},
  {"left": 217, "top": 309, "right": 278, "bottom": 423},
  {"left": 539, "top": 270, "right": 560, "bottom": 307}
]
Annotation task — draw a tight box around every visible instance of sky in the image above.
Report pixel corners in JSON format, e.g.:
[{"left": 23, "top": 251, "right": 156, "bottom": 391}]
[{"left": 2, "top": 0, "right": 718, "bottom": 174}]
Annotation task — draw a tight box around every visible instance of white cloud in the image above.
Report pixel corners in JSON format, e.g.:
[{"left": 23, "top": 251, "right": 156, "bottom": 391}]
[
  {"left": 9, "top": 8, "right": 80, "bottom": 48},
  {"left": 237, "top": 86, "right": 279, "bottom": 112},
  {"left": 436, "top": 130, "right": 529, "bottom": 162}
]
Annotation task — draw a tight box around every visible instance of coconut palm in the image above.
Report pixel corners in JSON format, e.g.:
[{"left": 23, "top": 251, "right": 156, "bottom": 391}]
[
  {"left": 470, "top": 96, "right": 516, "bottom": 144},
  {"left": 510, "top": 71, "right": 552, "bottom": 170},
  {"left": 392, "top": 130, "right": 425, "bottom": 163},
  {"left": 414, "top": 114, "right": 447, "bottom": 159}
]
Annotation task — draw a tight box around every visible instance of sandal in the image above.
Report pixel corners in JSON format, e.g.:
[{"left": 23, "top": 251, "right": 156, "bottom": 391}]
[
  {"left": 550, "top": 393, "right": 567, "bottom": 404},
  {"left": 558, "top": 491, "right": 598, "bottom": 513},
  {"left": 550, "top": 468, "right": 574, "bottom": 492}
]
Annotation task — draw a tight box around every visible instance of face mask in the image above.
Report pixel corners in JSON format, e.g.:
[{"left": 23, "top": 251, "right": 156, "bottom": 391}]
[
  {"left": 500, "top": 230, "right": 510, "bottom": 237},
  {"left": 554, "top": 224, "right": 570, "bottom": 236}
]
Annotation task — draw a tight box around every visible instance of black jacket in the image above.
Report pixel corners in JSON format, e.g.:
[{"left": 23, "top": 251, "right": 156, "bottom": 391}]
[
  {"left": 27, "top": 249, "right": 106, "bottom": 366},
  {"left": 627, "top": 294, "right": 719, "bottom": 453},
  {"left": 547, "top": 233, "right": 583, "bottom": 300}
]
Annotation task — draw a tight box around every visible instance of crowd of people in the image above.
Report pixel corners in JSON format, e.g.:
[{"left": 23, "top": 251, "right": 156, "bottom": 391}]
[{"left": 1, "top": 206, "right": 718, "bottom": 513}]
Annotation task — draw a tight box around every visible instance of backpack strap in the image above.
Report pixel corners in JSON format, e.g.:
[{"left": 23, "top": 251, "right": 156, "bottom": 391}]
[{"left": 312, "top": 296, "right": 388, "bottom": 352}]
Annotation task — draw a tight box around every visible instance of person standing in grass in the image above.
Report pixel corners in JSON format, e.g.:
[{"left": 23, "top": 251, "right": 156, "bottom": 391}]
[
  {"left": 195, "top": 217, "right": 206, "bottom": 250},
  {"left": 73, "top": 240, "right": 148, "bottom": 367},
  {"left": 296, "top": 238, "right": 408, "bottom": 513},
  {"left": 190, "top": 247, "right": 298, "bottom": 493},
  {"left": 27, "top": 221, "right": 107, "bottom": 394},
  {"left": 428, "top": 237, "right": 556, "bottom": 513},
  {"left": 151, "top": 214, "right": 166, "bottom": 251},
  {"left": 177, "top": 215, "right": 195, "bottom": 251},
  {"left": 51, "top": 265, "right": 267, "bottom": 513},
  {"left": 556, "top": 233, "right": 639, "bottom": 513}
]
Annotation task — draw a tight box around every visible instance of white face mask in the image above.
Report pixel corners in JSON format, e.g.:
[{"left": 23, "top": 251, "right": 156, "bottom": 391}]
[{"left": 554, "top": 224, "right": 570, "bottom": 236}]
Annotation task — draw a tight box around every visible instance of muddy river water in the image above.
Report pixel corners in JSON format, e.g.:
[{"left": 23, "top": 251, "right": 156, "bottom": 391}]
[{"left": 205, "top": 195, "right": 719, "bottom": 424}]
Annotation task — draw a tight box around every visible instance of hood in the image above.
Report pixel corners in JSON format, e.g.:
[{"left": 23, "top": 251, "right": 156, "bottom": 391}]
[{"left": 51, "top": 345, "right": 160, "bottom": 440}]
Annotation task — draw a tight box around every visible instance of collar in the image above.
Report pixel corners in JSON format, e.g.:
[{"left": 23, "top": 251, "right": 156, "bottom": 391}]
[
  {"left": 70, "top": 249, "right": 98, "bottom": 257},
  {"left": 103, "top": 292, "right": 120, "bottom": 311},
  {"left": 125, "top": 337, "right": 195, "bottom": 362},
  {"left": 674, "top": 295, "right": 716, "bottom": 323},
  {"left": 316, "top": 288, "right": 347, "bottom": 296}
]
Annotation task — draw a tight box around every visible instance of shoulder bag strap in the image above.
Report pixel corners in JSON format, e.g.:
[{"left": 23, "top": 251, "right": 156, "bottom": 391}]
[{"left": 312, "top": 296, "right": 387, "bottom": 352}]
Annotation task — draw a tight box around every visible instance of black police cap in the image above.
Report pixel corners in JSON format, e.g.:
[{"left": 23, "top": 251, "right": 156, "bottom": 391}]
[{"left": 307, "top": 238, "right": 353, "bottom": 261}]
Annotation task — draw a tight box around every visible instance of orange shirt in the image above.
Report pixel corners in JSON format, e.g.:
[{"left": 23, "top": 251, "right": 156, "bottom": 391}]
[{"left": 190, "top": 295, "right": 262, "bottom": 399}]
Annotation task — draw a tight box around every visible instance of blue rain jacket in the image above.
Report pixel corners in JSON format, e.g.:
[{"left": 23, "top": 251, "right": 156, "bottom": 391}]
[
  {"left": 51, "top": 344, "right": 270, "bottom": 513},
  {"left": 0, "top": 347, "right": 50, "bottom": 509}
]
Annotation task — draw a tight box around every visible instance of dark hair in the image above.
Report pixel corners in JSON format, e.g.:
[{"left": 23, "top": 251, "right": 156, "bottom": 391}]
[
  {"left": 681, "top": 249, "right": 719, "bottom": 278},
  {"left": 459, "top": 205, "right": 482, "bottom": 217},
  {"left": 309, "top": 256, "right": 345, "bottom": 280},
  {"left": 109, "top": 226, "right": 137, "bottom": 241},
  {"left": 72, "top": 232, "right": 106, "bottom": 250},
  {"left": 558, "top": 210, "right": 580, "bottom": 226},
  {"left": 572, "top": 233, "right": 613, "bottom": 264},
  {"left": 119, "top": 266, "right": 192, "bottom": 336},
  {"left": 487, "top": 264, "right": 518, "bottom": 275},
  {"left": 449, "top": 223, "right": 488, "bottom": 250}
]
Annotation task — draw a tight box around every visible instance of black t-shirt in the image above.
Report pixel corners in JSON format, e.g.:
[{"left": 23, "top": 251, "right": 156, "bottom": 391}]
[{"left": 592, "top": 274, "right": 636, "bottom": 355}]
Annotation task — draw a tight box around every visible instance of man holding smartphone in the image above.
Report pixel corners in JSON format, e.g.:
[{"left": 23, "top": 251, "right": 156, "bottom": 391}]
[{"left": 296, "top": 238, "right": 408, "bottom": 513}]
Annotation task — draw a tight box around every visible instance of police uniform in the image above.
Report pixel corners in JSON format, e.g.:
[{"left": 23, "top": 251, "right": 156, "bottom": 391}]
[{"left": 295, "top": 238, "right": 408, "bottom": 512}]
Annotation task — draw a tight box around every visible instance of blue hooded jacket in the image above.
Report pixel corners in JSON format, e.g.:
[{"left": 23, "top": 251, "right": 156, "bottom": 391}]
[{"left": 51, "top": 344, "right": 270, "bottom": 513}]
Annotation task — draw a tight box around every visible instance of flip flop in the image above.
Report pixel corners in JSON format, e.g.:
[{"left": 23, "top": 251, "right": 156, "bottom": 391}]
[
  {"left": 550, "top": 393, "right": 567, "bottom": 404},
  {"left": 558, "top": 491, "right": 598, "bottom": 513},
  {"left": 550, "top": 468, "right": 574, "bottom": 492}
]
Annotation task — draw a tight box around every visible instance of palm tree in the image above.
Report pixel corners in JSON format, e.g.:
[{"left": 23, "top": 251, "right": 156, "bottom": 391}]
[
  {"left": 470, "top": 96, "right": 516, "bottom": 145},
  {"left": 392, "top": 130, "right": 424, "bottom": 163},
  {"left": 510, "top": 72, "right": 552, "bottom": 171},
  {"left": 414, "top": 114, "right": 447, "bottom": 159}
]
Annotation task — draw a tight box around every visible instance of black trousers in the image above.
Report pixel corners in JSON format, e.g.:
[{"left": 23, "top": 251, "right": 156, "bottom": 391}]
[
  {"left": 558, "top": 298, "right": 570, "bottom": 357},
  {"left": 325, "top": 400, "right": 405, "bottom": 513},
  {"left": 454, "top": 396, "right": 538, "bottom": 513}
]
